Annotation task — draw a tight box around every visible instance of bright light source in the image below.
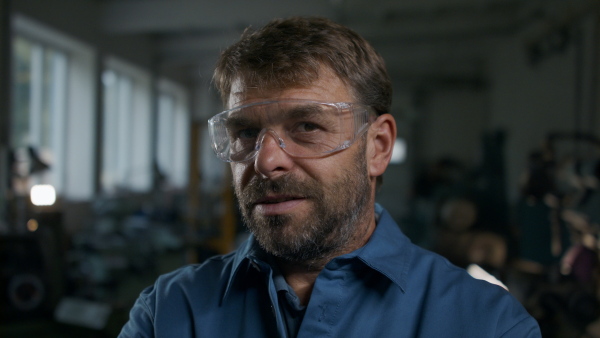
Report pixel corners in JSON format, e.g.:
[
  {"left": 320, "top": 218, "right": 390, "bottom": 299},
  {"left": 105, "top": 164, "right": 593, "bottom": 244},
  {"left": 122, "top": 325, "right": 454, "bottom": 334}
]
[
  {"left": 390, "top": 138, "right": 407, "bottom": 164},
  {"left": 27, "top": 219, "right": 39, "bottom": 232},
  {"left": 30, "top": 184, "right": 56, "bottom": 206}
]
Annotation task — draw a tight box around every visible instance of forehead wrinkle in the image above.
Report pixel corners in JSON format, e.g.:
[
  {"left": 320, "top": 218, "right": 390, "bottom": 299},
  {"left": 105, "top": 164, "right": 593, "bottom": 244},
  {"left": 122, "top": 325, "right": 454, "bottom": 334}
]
[
  {"left": 234, "top": 102, "right": 330, "bottom": 127},
  {"left": 225, "top": 104, "right": 282, "bottom": 128}
]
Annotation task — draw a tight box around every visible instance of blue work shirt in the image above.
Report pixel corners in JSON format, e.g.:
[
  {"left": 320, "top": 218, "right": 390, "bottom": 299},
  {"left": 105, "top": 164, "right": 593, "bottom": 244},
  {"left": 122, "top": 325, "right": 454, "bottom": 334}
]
[{"left": 119, "top": 205, "right": 541, "bottom": 337}]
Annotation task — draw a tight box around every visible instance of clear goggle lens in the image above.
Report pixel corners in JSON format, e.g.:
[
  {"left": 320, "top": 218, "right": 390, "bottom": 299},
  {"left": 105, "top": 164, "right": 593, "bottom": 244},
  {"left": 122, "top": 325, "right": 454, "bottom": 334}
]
[{"left": 208, "top": 99, "right": 376, "bottom": 162}]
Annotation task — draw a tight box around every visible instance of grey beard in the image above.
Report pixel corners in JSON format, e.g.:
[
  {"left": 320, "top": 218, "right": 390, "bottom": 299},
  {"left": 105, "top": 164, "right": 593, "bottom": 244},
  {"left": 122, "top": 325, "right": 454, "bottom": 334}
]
[{"left": 235, "top": 142, "right": 371, "bottom": 266}]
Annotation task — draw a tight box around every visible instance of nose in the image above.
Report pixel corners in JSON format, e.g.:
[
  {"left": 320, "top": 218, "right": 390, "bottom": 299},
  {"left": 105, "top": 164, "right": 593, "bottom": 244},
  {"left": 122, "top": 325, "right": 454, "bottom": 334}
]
[{"left": 253, "top": 129, "right": 294, "bottom": 179}]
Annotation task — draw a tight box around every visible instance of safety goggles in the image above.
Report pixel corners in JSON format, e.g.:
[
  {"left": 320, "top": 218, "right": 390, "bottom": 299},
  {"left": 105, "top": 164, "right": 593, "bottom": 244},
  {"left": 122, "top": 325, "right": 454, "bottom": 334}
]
[{"left": 208, "top": 99, "right": 376, "bottom": 163}]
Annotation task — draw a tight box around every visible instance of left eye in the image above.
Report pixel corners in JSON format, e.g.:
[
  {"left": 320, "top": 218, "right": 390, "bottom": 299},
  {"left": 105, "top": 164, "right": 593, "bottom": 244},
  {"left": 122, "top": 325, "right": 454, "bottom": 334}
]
[{"left": 295, "top": 122, "right": 320, "bottom": 132}]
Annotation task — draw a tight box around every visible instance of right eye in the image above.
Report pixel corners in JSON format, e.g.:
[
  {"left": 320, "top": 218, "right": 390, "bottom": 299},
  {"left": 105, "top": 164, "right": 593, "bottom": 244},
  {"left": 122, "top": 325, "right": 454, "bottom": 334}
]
[{"left": 236, "top": 128, "right": 260, "bottom": 140}]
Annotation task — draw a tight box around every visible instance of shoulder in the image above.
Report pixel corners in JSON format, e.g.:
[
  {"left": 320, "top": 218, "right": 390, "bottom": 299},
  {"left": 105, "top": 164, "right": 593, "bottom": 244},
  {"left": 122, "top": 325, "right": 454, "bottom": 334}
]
[
  {"left": 118, "top": 252, "right": 242, "bottom": 337},
  {"left": 407, "top": 246, "right": 540, "bottom": 335},
  {"left": 408, "top": 244, "right": 506, "bottom": 302},
  {"left": 163, "top": 253, "right": 236, "bottom": 283},
  {"left": 139, "top": 251, "right": 238, "bottom": 308}
]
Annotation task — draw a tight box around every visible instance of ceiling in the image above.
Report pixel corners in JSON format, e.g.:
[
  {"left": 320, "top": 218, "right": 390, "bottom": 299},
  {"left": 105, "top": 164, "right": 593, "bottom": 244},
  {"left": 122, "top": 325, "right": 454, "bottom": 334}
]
[{"left": 97, "top": 0, "right": 596, "bottom": 86}]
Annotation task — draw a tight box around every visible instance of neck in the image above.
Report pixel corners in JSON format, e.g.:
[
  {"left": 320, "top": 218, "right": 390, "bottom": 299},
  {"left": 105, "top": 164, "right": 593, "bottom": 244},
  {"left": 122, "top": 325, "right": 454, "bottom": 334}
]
[
  {"left": 276, "top": 262, "right": 320, "bottom": 306},
  {"left": 275, "top": 212, "right": 377, "bottom": 305}
]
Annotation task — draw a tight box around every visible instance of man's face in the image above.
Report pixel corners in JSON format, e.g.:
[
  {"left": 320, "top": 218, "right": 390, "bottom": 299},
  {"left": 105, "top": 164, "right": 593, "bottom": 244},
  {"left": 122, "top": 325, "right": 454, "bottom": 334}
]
[{"left": 228, "top": 70, "right": 375, "bottom": 265}]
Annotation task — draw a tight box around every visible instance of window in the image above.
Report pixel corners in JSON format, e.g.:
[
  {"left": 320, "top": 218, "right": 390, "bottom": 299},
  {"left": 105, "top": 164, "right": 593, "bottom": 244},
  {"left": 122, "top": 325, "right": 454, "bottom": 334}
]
[
  {"left": 101, "top": 59, "right": 152, "bottom": 194},
  {"left": 12, "top": 15, "right": 97, "bottom": 201},
  {"left": 11, "top": 35, "right": 68, "bottom": 193},
  {"left": 156, "top": 80, "right": 190, "bottom": 189}
]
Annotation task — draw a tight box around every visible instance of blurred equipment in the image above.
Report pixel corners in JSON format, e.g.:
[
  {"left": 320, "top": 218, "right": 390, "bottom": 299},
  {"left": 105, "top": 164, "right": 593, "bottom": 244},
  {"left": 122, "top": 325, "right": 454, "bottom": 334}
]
[
  {"left": 27, "top": 146, "right": 50, "bottom": 175},
  {"left": 54, "top": 297, "right": 111, "bottom": 330},
  {"left": 512, "top": 132, "right": 600, "bottom": 337},
  {"left": 0, "top": 235, "right": 49, "bottom": 321}
]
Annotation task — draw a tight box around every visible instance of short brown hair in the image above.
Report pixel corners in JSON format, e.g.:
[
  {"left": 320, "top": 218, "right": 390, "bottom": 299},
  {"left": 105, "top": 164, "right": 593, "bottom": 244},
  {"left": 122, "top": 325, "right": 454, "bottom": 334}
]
[{"left": 213, "top": 17, "right": 392, "bottom": 114}]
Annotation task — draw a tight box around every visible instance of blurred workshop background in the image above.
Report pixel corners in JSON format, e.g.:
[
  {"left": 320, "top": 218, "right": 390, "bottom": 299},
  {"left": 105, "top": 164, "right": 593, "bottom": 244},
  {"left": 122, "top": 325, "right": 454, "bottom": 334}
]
[{"left": 1, "top": 0, "right": 600, "bottom": 337}]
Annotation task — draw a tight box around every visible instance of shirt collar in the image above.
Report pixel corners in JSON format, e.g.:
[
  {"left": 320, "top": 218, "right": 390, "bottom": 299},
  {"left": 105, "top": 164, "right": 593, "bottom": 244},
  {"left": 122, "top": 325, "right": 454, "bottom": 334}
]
[
  {"left": 223, "top": 204, "right": 412, "bottom": 301},
  {"left": 352, "top": 203, "right": 411, "bottom": 292}
]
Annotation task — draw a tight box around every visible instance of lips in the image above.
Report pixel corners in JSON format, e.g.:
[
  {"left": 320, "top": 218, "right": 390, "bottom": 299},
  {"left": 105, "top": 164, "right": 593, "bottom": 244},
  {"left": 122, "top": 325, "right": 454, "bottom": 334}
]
[
  {"left": 253, "top": 195, "right": 306, "bottom": 216},
  {"left": 256, "top": 195, "right": 299, "bottom": 204}
]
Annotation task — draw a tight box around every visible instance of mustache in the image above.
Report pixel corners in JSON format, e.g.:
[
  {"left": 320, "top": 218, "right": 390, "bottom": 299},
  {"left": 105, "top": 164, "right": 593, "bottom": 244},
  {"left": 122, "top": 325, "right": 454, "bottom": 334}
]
[{"left": 237, "top": 175, "right": 318, "bottom": 207}]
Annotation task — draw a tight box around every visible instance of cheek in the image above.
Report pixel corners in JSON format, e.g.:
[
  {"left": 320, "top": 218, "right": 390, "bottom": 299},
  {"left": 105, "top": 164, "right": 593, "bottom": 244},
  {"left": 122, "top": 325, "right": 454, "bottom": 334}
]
[
  {"left": 303, "top": 158, "right": 349, "bottom": 186},
  {"left": 231, "top": 163, "right": 251, "bottom": 189}
]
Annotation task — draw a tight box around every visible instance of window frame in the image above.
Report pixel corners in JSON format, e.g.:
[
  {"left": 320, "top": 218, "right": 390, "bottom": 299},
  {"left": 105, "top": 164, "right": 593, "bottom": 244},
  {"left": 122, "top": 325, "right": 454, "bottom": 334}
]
[{"left": 12, "top": 14, "right": 97, "bottom": 201}]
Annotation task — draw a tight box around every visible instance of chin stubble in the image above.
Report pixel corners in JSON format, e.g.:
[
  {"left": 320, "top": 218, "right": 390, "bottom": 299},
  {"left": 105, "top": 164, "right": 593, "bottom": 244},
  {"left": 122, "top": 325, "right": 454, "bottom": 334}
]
[{"left": 235, "top": 141, "right": 371, "bottom": 265}]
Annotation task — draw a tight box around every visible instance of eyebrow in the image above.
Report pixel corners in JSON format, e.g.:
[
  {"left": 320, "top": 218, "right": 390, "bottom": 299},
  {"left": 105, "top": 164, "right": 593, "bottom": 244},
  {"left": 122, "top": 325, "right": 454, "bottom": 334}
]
[
  {"left": 284, "top": 104, "right": 326, "bottom": 120},
  {"left": 224, "top": 114, "right": 257, "bottom": 130}
]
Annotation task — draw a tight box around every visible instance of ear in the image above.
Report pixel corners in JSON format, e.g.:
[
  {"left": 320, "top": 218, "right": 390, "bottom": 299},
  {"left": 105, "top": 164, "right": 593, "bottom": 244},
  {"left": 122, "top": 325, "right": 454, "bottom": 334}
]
[{"left": 367, "top": 114, "right": 397, "bottom": 178}]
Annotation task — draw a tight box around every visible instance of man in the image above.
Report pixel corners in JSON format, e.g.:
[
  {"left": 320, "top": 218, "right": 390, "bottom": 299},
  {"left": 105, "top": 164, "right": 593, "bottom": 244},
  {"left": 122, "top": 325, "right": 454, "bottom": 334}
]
[{"left": 119, "top": 17, "right": 541, "bottom": 337}]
